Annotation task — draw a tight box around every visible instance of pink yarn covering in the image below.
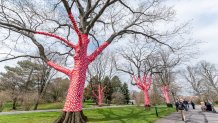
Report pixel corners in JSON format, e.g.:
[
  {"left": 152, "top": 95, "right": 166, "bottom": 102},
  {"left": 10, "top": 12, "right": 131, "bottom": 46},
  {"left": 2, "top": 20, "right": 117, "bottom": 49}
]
[
  {"left": 92, "top": 84, "right": 106, "bottom": 106},
  {"left": 161, "top": 85, "right": 170, "bottom": 103},
  {"left": 133, "top": 74, "right": 152, "bottom": 106},
  {"left": 34, "top": 11, "right": 110, "bottom": 112}
]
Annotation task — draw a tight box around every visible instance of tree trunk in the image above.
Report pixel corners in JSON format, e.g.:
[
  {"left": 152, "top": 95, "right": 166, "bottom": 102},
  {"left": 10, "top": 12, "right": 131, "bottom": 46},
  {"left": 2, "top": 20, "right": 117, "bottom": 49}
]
[
  {"left": 54, "top": 111, "right": 88, "bottom": 123},
  {"left": 162, "top": 86, "right": 171, "bottom": 104},
  {"left": 97, "top": 85, "right": 104, "bottom": 107},
  {"left": 12, "top": 98, "right": 17, "bottom": 110},
  {"left": 171, "top": 92, "right": 176, "bottom": 104},
  {"left": 143, "top": 90, "right": 150, "bottom": 107},
  {"left": 34, "top": 88, "right": 45, "bottom": 110},
  {"left": 33, "top": 96, "right": 40, "bottom": 110},
  {"left": 55, "top": 51, "right": 89, "bottom": 122},
  {"left": 164, "top": 92, "right": 171, "bottom": 104}
]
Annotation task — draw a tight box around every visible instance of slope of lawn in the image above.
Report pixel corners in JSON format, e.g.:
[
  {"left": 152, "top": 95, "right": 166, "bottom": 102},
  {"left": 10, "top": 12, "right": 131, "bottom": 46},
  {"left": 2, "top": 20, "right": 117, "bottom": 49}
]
[{"left": 0, "top": 106, "right": 175, "bottom": 123}]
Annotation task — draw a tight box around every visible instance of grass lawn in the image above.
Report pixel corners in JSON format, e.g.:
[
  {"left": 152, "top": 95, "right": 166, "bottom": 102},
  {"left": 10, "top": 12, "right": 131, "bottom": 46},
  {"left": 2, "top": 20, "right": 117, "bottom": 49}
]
[
  {"left": 1, "top": 100, "right": 96, "bottom": 111},
  {"left": 0, "top": 106, "right": 175, "bottom": 123}
]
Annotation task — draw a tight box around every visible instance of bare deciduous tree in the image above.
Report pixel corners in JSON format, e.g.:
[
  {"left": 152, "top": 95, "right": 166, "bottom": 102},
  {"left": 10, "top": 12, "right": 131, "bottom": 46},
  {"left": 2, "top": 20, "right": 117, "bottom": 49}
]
[
  {"left": 183, "top": 65, "right": 204, "bottom": 100},
  {"left": 199, "top": 61, "right": 218, "bottom": 94}
]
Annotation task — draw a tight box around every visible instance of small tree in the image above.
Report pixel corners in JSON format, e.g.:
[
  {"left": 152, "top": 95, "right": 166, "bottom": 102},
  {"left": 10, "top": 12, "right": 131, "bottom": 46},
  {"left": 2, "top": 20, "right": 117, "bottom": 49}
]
[
  {"left": 112, "top": 92, "right": 125, "bottom": 105},
  {"left": 121, "top": 83, "right": 130, "bottom": 104},
  {"left": 103, "top": 76, "right": 113, "bottom": 105},
  {"left": 0, "top": 66, "right": 24, "bottom": 110},
  {"left": 46, "top": 78, "right": 70, "bottom": 102},
  {"left": 111, "top": 76, "right": 122, "bottom": 92},
  {"left": 83, "top": 84, "right": 92, "bottom": 101}
]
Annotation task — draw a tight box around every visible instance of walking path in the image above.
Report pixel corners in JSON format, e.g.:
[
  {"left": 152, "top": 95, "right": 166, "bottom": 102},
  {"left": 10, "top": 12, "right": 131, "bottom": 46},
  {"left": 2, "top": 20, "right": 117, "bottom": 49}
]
[
  {"left": 155, "top": 106, "right": 218, "bottom": 123},
  {"left": 0, "top": 105, "right": 134, "bottom": 115}
]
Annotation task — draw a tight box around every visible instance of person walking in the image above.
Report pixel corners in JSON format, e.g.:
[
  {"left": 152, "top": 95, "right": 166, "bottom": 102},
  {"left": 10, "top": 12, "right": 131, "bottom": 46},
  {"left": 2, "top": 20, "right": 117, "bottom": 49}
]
[
  {"left": 175, "top": 99, "right": 179, "bottom": 112},
  {"left": 183, "top": 99, "right": 189, "bottom": 111},
  {"left": 178, "top": 99, "right": 187, "bottom": 121},
  {"left": 190, "top": 101, "right": 195, "bottom": 109}
]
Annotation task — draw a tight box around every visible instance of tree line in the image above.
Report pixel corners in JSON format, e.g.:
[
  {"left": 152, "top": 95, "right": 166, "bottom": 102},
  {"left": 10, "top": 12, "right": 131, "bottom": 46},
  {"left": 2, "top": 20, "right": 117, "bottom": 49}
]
[{"left": 84, "top": 75, "right": 130, "bottom": 105}]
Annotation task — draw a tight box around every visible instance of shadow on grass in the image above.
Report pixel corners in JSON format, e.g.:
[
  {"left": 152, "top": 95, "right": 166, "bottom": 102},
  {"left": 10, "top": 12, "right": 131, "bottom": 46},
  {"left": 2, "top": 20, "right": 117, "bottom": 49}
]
[{"left": 87, "top": 107, "right": 168, "bottom": 123}]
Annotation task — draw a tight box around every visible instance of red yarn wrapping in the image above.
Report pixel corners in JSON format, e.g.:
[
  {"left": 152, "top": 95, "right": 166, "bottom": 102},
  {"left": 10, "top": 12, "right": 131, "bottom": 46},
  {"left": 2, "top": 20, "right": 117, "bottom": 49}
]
[
  {"left": 161, "top": 85, "right": 170, "bottom": 103},
  {"left": 68, "top": 12, "right": 81, "bottom": 37},
  {"left": 47, "top": 61, "right": 71, "bottom": 76},
  {"left": 88, "top": 42, "right": 110, "bottom": 63},
  {"left": 133, "top": 74, "right": 152, "bottom": 106},
  {"left": 92, "top": 84, "right": 106, "bottom": 106}
]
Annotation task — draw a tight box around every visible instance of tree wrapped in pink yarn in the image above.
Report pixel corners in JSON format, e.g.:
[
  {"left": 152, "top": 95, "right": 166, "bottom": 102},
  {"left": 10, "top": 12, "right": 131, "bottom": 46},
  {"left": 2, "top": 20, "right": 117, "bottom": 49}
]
[
  {"left": 161, "top": 85, "right": 171, "bottom": 104},
  {"left": 132, "top": 74, "right": 152, "bottom": 107},
  {"left": 92, "top": 84, "right": 106, "bottom": 107}
]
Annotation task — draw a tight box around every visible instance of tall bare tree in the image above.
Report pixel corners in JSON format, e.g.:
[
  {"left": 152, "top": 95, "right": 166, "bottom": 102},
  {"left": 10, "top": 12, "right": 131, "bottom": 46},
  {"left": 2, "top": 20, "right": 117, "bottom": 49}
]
[
  {"left": 183, "top": 65, "right": 204, "bottom": 100},
  {"left": 199, "top": 61, "right": 218, "bottom": 94},
  {"left": 33, "top": 59, "right": 57, "bottom": 110},
  {"left": 115, "top": 41, "right": 159, "bottom": 108},
  {"left": 0, "top": 0, "right": 186, "bottom": 122},
  {"left": 152, "top": 49, "right": 184, "bottom": 106}
]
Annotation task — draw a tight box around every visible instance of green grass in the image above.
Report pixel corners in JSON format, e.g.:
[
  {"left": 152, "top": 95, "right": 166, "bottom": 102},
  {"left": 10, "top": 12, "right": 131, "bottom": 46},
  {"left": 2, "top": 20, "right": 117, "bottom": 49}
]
[
  {"left": 37, "top": 102, "right": 64, "bottom": 110},
  {"left": 0, "top": 106, "right": 175, "bottom": 123},
  {"left": 1, "top": 102, "right": 64, "bottom": 112},
  {"left": 1, "top": 100, "right": 96, "bottom": 111}
]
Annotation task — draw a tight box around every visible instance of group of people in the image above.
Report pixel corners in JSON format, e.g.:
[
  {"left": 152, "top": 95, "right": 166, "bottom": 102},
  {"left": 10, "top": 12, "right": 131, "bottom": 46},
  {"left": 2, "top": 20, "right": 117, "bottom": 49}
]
[
  {"left": 175, "top": 99, "right": 195, "bottom": 111},
  {"left": 201, "top": 101, "right": 216, "bottom": 112},
  {"left": 175, "top": 99, "right": 195, "bottom": 121},
  {"left": 175, "top": 98, "right": 217, "bottom": 122}
]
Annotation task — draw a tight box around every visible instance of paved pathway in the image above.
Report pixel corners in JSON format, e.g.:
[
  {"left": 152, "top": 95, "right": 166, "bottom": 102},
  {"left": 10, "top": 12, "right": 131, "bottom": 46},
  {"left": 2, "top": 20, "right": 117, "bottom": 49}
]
[
  {"left": 0, "top": 105, "right": 134, "bottom": 115},
  {"left": 155, "top": 106, "right": 218, "bottom": 123}
]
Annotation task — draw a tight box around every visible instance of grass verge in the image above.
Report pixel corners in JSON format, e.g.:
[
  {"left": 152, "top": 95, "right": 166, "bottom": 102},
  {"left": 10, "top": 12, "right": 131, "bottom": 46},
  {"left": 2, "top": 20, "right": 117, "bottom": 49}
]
[{"left": 0, "top": 106, "right": 175, "bottom": 123}]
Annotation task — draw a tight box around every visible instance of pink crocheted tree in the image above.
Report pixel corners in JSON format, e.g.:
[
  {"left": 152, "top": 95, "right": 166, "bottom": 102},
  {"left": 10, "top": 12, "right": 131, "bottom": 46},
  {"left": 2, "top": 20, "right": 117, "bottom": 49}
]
[
  {"left": 132, "top": 74, "right": 152, "bottom": 107},
  {"left": 92, "top": 84, "right": 106, "bottom": 106},
  {"left": 34, "top": 7, "right": 109, "bottom": 122},
  {"left": 161, "top": 85, "right": 171, "bottom": 104}
]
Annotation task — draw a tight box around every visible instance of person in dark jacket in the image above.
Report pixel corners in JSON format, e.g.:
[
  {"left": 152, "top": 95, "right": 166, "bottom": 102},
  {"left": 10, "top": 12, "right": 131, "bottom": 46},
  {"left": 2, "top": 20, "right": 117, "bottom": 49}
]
[
  {"left": 175, "top": 99, "right": 179, "bottom": 112},
  {"left": 191, "top": 101, "right": 195, "bottom": 109},
  {"left": 183, "top": 99, "right": 189, "bottom": 111},
  {"left": 178, "top": 99, "right": 187, "bottom": 121},
  {"left": 206, "top": 102, "right": 212, "bottom": 111}
]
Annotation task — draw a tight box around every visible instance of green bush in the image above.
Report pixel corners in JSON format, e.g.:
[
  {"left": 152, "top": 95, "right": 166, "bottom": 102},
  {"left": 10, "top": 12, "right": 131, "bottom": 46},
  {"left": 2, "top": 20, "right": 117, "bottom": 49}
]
[{"left": 214, "top": 100, "right": 218, "bottom": 104}]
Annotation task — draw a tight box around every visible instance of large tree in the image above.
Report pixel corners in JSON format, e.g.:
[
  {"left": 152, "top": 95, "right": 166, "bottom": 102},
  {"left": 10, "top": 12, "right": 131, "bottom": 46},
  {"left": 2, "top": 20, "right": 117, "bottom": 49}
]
[
  {"left": 184, "top": 61, "right": 218, "bottom": 101},
  {"left": 199, "top": 61, "right": 218, "bottom": 95},
  {"left": 0, "top": 0, "right": 184, "bottom": 122},
  {"left": 153, "top": 50, "right": 182, "bottom": 106},
  {"left": 115, "top": 41, "right": 157, "bottom": 108},
  {"left": 132, "top": 74, "right": 152, "bottom": 107},
  {"left": 183, "top": 65, "right": 204, "bottom": 101}
]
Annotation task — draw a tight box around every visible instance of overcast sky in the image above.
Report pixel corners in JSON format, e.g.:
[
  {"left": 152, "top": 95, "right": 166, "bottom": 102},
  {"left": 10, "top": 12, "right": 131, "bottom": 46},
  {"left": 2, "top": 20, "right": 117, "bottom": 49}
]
[{"left": 168, "top": 0, "right": 218, "bottom": 66}]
